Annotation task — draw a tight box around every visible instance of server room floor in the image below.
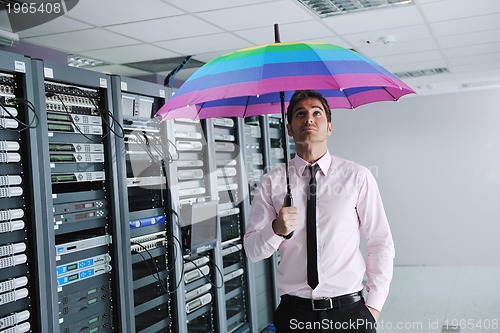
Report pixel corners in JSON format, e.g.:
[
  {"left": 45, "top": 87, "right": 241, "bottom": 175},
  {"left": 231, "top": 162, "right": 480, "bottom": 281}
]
[{"left": 378, "top": 266, "right": 500, "bottom": 333}]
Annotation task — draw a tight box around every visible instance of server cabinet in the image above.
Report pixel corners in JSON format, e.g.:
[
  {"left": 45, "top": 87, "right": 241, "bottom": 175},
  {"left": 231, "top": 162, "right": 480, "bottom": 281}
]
[
  {"left": 211, "top": 117, "right": 255, "bottom": 333},
  {"left": 164, "top": 117, "right": 222, "bottom": 333},
  {"left": 30, "top": 60, "right": 126, "bottom": 333},
  {"left": 242, "top": 116, "right": 279, "bottom": 332},
  {"left": 110, "top": 75, "right": 171, "bottom": 333},
  {"left": 0, "top": 50, "right": 45, "bottom": 333}
]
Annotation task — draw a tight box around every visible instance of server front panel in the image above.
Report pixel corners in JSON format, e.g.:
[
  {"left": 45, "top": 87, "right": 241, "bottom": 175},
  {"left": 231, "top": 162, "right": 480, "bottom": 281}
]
[
  {"left": 213, "top": 117, "right": 250, "bottom": 333},
  {"left": 0, "top": 54, "right": 37, "bottom": 333},
  {"left": 117, "top": 80, "right": 171, "bottom": 333},
  {"left": 33, "top": 60, "right": 121, "bottom": 333}
]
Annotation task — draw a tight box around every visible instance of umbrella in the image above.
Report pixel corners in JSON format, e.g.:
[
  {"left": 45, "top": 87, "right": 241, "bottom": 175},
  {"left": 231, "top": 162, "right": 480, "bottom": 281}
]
[{"left": 156, "top": 24, "right": 415, "bottom": 206}]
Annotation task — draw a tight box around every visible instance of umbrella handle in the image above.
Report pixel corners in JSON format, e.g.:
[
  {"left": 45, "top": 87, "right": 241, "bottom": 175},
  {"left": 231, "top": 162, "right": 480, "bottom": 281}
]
[
  {"left": 283, "top": 191, "right": 292, "bottom": 207},
  {"left": 281, "top": 191, "right": 294, "bottom": 239}
]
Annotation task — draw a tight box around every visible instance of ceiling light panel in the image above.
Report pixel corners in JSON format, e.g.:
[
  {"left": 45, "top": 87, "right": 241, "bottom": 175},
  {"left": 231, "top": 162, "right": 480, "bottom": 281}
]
[
  {"left": 394, "top": 67, "right": 449, "bottom": 79},
  {"left": 298, "top": 0, "right": 413, "bottom": 17}
]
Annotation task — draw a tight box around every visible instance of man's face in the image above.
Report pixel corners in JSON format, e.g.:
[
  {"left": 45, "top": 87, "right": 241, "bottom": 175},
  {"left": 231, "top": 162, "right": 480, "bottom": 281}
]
[{"left": 287, "top": 97, "right": 333, "bottom": 145}]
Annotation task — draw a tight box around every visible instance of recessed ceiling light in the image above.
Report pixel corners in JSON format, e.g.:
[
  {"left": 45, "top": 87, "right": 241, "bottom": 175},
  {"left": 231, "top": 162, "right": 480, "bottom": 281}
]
[
  {"left": 297, "top": 0, "right": 413, "bottom": 17},
  {"left": 67, "top": 54, "right": 108, "bottom": 68}
]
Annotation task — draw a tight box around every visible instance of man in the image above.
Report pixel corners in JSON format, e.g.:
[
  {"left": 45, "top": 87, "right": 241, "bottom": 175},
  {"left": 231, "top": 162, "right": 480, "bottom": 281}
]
[{"left": 243, "top": 90, "right": 395, "bottom": 332}]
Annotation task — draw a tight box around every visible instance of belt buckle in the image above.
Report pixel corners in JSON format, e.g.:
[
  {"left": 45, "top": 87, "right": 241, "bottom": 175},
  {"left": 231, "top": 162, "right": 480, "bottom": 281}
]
[{"left": 311, "top": 297, "right": 333, "bottom": 311}]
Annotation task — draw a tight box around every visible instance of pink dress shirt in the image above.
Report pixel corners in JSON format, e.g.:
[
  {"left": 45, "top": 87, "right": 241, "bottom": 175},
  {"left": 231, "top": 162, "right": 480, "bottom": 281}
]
[{"left": 243, "top": 152, "right": 395, "bottom": 311}]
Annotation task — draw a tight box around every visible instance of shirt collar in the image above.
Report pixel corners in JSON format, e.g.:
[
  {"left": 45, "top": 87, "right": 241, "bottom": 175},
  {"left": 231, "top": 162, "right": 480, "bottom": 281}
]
[{"left": 292, "top": 151, "right": 332, "bottom": 177}]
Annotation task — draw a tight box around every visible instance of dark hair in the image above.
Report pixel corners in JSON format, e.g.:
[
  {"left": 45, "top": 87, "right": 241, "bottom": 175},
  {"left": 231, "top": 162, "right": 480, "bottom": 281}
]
[{"left": 286, "top": 90, "right": 332, "bottom": 124}]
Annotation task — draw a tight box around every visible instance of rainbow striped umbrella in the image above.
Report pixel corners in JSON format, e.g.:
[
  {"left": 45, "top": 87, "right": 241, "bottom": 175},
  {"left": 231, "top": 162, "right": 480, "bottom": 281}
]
[
  {"left": 156, "top": 35, "right": 415, "bottom": 208},
  {"left": 156, "top": 41, "right": 415, "bottom": 120}
]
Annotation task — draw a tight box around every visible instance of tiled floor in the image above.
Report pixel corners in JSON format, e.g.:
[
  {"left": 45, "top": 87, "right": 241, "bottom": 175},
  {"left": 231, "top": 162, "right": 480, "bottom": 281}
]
[{"left": 378, "top": 266, "right": 500, "bottom": 333}]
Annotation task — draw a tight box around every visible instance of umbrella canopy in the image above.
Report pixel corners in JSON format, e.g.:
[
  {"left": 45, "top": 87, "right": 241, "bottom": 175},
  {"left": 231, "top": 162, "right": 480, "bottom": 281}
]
[
  {"left": 156, "top": 35, "right": 415, "bottom": 214},
  {"left": 156, "top": 41, "right": 415, "bottom": 120}
]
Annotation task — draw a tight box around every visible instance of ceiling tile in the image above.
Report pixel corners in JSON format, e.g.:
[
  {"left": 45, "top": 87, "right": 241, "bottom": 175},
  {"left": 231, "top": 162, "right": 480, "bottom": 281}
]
[
  {"left": 343, "top": 25, "right": 433, "bottom": 49},
  {"left": 24, "top": 28, "right": 138, "bottom": 52},
  {"left": 438, "top": 29, "right": 500, "bottom": 48},
  {"left": 358, "top": 39, "right": 439, "bottom": 58},
  {"left": 191, "top": 51, "right": 231, "bottom": 64},
  {"left": 155, "top": 33, "right": 250, "bottom": 56},
  {"left": 18, "top": 16, "right": 92, "bottom": 38},
  {"left": 87, "top": 64, "right": 151, "bottom": 77},
  {"left": 66, "top": 0, "right": 184, "bottom": 26},
  {"left": 414, "top": 0, "right": 444, "bottom": 3},
  {"left": 386, "top": 59, "right": 448, "bottom": 73},
  {"left": 307, "top": 36, "right": 352, "bottom": 49},
  {"left": 8, "top": 0, "right": 500, "bottom": 96},
  {"left": 106, "top": 16, "right": 222, "bottom": 42},
  {"left": 373, "top": 50, "right": 442, "bottom": 67},
  {"left": 430, "top": 13, "right": 500, "bottom": 37},
  {"left": 79, "top": 44, "right": 179, "bottom": 64},
  {"left": 162, "top": 0, "right": 273, "bottom": 13},
  {"left": 455, "top": 69, "right": 500, "bottom": 82},
  {"left": 451, "top": 62, "right": 500, "bottom": 74},
  {"left": 404, "top": 73, "right": 455, "bottom": 85},
  {"left": 322, "top": 6, "right": 424, "bottom": 35},
  {"left": 233, "top": 27, "right": 285, "bottom": 45},
  {"left": 234, "top": 21, "right": 334, "bottom": 45},
  {"left": 447, "top": 53, "right": 500, "bottom": 67},
  {"left": 421, "top": 0, "right": 500, "bottom": 22},
  {"left": 443, "top": 42, "right": 500, "bottom": 59},
  {"left": 195, "top": 1, "right": 312, "bottom": 31},
  {"left": 414, "top": 82, "right": 461, "bottom": 96}
]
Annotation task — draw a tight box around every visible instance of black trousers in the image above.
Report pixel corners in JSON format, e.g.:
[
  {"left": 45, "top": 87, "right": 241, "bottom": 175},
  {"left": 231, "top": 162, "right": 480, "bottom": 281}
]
[{"left": 274, "top": 295, "right": 377, "bottom": 333}]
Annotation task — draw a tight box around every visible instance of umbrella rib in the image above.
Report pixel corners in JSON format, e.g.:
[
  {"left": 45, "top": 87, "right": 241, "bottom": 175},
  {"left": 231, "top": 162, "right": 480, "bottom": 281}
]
[
  {"left": 195, "top": 102, "right": 205, "bottom": 120},
  {"left": 242, "top": 96, "right": 251, "bottom": 118},
  {"left": 383, "top": 87, "right": 397, "bottom": 101},
  {"left": 340, "top": 89, "right": 354, "bottom": 109}
]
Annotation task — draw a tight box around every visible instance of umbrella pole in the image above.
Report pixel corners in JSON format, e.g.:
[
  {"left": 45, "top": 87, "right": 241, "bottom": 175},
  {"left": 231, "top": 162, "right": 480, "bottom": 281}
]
[
  {"left": 274, "top": 23, "right": 293, "bottom": 208},
  {"left": 279, "top": 91, "right": 293, "bottom": 207}
]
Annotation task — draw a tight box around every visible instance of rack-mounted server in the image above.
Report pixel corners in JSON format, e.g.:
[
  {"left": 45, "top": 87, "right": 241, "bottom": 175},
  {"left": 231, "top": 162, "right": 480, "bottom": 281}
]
[
  {"left": 212, "top": 117, "right": 251, "bottom": 333},
  {"left": 0, "top": 51, "right": 42, "bottom": 333},
  {"left": 111, "top": 75, "right": 170, "bottom": 333},
  {"left": 31, "top": 59, "right": 125, "bottom": 333}
]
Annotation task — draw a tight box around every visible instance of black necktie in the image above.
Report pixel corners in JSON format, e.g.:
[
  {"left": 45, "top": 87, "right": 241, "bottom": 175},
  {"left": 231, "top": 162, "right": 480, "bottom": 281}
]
[{"left": 307, "top": 164, "right": 319, "bottom": 289}]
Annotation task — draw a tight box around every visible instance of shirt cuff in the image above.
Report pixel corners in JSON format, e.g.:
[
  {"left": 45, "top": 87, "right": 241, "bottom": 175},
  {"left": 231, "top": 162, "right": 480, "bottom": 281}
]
[
  {"left": 365, "top": 290, "right": 388, "bottom": 312},
  {"left": 260, "top": 219, "right": 284, "bottom": 248}
]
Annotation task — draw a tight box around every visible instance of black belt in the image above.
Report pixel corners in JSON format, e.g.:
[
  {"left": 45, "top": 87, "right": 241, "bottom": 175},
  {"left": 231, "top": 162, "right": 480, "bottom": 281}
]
[{"left": 282, "top": 291, "right": 362, "bottom": 311}]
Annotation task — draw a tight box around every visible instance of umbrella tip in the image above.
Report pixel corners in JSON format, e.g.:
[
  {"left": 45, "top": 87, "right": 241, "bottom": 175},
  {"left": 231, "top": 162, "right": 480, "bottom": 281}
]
[{"left": 274, "top": 23, "right": 281, "bottom": 43}]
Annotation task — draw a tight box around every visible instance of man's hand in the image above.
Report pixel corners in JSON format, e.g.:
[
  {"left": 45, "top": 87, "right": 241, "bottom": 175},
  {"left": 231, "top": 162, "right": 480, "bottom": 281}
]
[
  {"left": 272, "top": 204, "right": 299, "bottom": 237},
  {"left": 366, "top": 306, "right": 380, "bottom": 321}
]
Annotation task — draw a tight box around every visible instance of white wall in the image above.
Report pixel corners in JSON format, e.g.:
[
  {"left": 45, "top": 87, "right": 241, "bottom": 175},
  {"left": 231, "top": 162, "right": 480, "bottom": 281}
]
[{"left": 329, "top": 88, "right": 500, "bottom": 265}]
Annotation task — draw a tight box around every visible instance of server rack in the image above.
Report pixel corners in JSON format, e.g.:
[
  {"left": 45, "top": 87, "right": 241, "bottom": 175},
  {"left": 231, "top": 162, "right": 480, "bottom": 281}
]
[
  {"left": 211, "top": 117, "right": 255, "bottom": 333},
  {"left": 0, "top": 50, "right": 45, "bottom": 333},
  {"left": 31, "top": 60, "right": 126, "bottom": 333},
  {"left": 164, "top": 117, "right": 223, "bottom": 333},
  {"left": 242, "top": 116, "right": 279, "bottom": 332},
  {"left": 110, "top": 75, "right": 170, "bottom": 333},
  {"left": 0, "top": 48, "right": 285, "bottom": 333}
]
